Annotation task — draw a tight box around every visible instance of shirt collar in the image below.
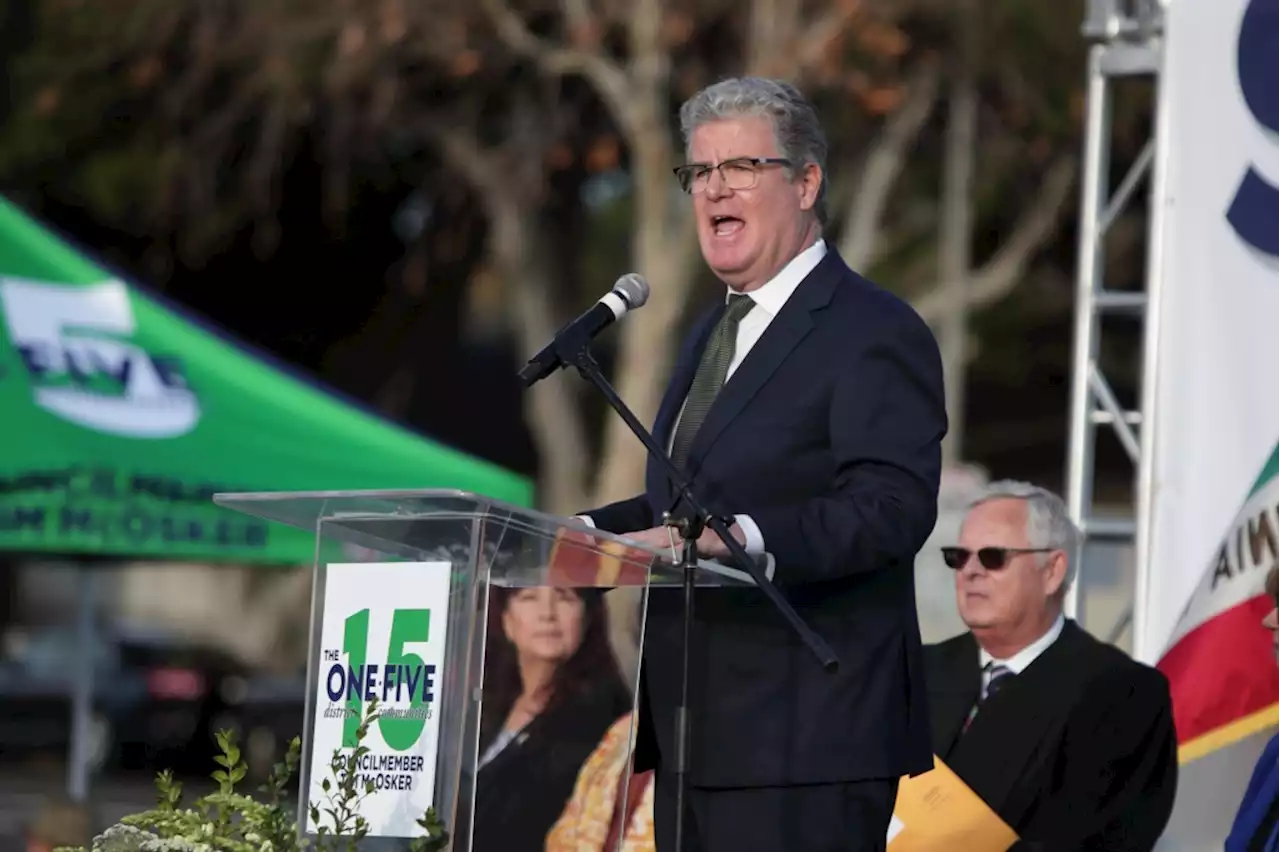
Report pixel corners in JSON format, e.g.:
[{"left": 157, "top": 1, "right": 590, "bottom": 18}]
[
  {"left": 978, "top": 613, "right": 1066, "bottom": 675},
  {"left": 728, "top": 239, "right": 827, "bottom": 316}
]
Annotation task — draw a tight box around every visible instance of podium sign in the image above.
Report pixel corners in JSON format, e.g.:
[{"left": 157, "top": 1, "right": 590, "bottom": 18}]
[
  {"left": 311, "top": 560, "right": 453, "bottom": 831},
  {"left": 216, "top": 489, "right": 745, "bottom": 850}
]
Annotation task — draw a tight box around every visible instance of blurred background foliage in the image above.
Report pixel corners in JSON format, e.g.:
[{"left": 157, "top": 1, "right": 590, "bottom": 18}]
[{"left": 0, "top": 0, "right": 1152, "bottom": 507}]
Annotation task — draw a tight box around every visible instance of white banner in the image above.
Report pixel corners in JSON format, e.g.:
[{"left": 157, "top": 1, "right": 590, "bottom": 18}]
[
  {"left": 308, "top": 561, "right": 453, "bottom": 838},
  {"left": 1141, "top": 0, "right": 1278, "bottom": 848}
]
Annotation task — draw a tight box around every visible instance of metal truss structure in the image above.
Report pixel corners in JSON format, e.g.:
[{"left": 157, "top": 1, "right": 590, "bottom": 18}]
[{"left": 1064, "top": 0, "right": 1168, "bottom": 647}]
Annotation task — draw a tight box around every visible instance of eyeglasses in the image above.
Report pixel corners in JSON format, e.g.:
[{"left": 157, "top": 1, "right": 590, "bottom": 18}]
[
  {"left": 673, "top": 157, "right": 792, "bottom": 194},
  {"left": 941, "top": 547, "right": 1054, "bottom": 571}
]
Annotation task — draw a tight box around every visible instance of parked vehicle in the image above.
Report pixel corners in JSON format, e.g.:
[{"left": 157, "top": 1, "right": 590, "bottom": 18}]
[{"left": 0, "top": 624, "right": 250, "bottom": 773}]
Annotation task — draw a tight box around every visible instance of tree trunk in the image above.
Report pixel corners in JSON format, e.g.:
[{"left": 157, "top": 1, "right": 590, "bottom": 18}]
[
  {"left": 590, "top": 121, "right": 695, "bottom": 506},
  {"left": 837, "top": 61, "right": 941, "bottom": 270},
  {"left": 589, "top": 118, "right": 696, "bottom": 688},
  {"left": 489, "top": 201, "right": 593, "bottom": 514},
  {"left": 429, "top": 120, "right": 596, "bottom": 515}
]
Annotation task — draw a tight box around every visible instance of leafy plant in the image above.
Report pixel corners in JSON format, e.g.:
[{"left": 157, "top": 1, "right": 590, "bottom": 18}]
[{"left": 54, "top": 698, "right": 448, "bottom": 852}]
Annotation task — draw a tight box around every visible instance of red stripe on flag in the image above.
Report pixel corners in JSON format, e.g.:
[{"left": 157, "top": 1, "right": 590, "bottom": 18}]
[{"left": 1157, "top": 593, "right": 1278, "bottom": 745}]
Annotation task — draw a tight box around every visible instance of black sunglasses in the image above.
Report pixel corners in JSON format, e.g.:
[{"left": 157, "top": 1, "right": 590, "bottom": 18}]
[{"left": 941, "top": 547, "right": 1054, "bottom": 571}]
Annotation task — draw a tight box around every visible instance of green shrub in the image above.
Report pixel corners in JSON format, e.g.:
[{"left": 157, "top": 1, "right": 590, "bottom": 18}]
[{"left": 56, "top": 698, "right": 448, "bottom": 852}]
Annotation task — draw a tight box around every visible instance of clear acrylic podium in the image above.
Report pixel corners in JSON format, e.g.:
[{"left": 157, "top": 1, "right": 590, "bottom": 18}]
[{"left": 214, "top": 488, "right": 749, "bottom": 852}]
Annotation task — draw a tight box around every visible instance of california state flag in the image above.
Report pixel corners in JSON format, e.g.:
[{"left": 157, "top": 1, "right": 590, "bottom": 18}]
[
  {"left": 1156, "top": 451, "right": 1279, "bottom": 763},
  {"left": 1147, "top": 451, "right": 1279, "bottom": 852}
]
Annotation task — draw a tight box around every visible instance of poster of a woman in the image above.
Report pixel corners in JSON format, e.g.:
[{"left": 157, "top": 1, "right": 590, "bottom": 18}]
[{"left": 469, "top": 585, "right": 632, "bottom": 852}]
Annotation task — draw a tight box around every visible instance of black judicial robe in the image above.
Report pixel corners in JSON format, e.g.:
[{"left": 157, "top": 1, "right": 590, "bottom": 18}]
[{"left": 924, "top": 620, "right": 1179, "bottom": 852}]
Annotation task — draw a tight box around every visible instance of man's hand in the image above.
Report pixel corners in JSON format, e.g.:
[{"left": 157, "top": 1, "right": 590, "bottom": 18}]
[
  {"left": 695, "top": 523, "right": 746, "bottom": 559},
  {"left": 619, "top": 523, "right": 746, "bottom": 559},
  {"left": 620, "top": 526, "right": 680, "bottom": 553}
]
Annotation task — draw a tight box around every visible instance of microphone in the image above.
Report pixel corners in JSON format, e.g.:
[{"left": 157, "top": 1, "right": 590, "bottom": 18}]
[{"left": 518, "top": 273, "right": 649, "bottom": 387}]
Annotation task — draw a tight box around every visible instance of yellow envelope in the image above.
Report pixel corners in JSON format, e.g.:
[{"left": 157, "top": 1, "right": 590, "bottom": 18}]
[{"left": 886, "top": 755, "right": 1019, "bottom": 852}]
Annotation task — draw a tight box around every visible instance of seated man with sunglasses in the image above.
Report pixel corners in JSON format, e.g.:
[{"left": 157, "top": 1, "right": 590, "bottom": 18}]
[{"left": 923, "top": 480, "right": 1178, "bottom": 852}]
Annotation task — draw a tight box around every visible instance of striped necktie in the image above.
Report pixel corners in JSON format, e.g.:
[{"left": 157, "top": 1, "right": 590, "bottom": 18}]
[
  {"left": 962, "top": 663, "right": 1014, "bottom": 733},
  {"left": 984, "top": 663, "right": 1014, "bottom": 700},
  {"left": 670, "top": 293, "right": 756, "bottom": 472}
]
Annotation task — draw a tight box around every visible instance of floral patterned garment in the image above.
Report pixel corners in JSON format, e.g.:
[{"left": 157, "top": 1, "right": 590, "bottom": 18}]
[{"left": 545, "top": 713, "right": 656, "bottom": 852}]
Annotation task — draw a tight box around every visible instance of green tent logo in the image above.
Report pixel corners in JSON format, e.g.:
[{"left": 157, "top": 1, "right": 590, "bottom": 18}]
[{"left": 0, "top": 278, "right": 201, "bottom": 438}]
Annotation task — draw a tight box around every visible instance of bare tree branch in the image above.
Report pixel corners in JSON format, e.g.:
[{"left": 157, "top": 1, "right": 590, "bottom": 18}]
[
  {"left": 561, "top": 0, "right": 596, "bottom": 43},
  {"left": 794, "top": 0, "right": 863, "bottom": 71},
  {"left": 749, "top": 0, "right": 876, "bottom": 78},
  {"left": 746, "top": 0, "right": 800, "bottom": 76},
  {"left": 496, "top": 241, "right": 593, "bottom": 514},
  {"left": 478, "top": 0, "right": 574, "bottom": 69},
  {"left": 627, "top": 0, "right": 665, "bottom": 76},
  {"left": 478, "top": 0, "right": 632, "bottom": 126},
  {"left": 911, "top": 154, "right": 1076, "bottom": 324},
  {"left": 431, "top": 121, "right": 502, "bottom": 199},
  {"left": 837, "top": 59, "right": 940, "bottom": 269}
]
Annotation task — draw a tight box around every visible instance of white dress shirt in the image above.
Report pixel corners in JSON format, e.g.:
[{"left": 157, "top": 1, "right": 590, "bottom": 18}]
[
  {"left": 977, "top": 612, "right": 1065, "bottom": 693},
  {"left": 721, "top": 238, "right": 829, "bottom": 384},
  {"left": 579, "top": 238, "right": 828, "bottom": 557}
]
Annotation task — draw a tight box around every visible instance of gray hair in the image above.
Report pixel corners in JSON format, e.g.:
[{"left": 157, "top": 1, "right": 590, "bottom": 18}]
[
  {"left": 966, "top": 479, "right": 1080, "bottom": 590},
  {"left": 678, "top": 77, "right": 829, "bottom": 225}
]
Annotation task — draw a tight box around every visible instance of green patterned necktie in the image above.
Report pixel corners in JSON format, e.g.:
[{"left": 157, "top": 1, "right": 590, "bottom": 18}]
[{"left": 670, "top": 293, "right": 756, "bottom": 472}]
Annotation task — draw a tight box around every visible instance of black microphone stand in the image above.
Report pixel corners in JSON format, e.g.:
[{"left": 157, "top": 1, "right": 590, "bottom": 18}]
[{"left": 555, "top": 340, "right": 839, "bottom": 852}]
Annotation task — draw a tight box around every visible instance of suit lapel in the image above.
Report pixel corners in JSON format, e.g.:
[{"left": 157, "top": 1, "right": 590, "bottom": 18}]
[
  {"left": 930, "top": 634, "right": 982, "bottom": 761},
  {"left": 947, "top": 622, "right": 1100, "bottom": 819},
  {"left": 684, "top": 254, "right": 841, "bottom": 467}
]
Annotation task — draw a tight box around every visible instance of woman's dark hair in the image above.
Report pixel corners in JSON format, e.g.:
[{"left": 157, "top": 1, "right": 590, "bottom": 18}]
[
  {"left": 1266, "top": 565, "right": 1278, "bottom": 604},
  {"left": 478, "top": 586, "right": 630, "bottom": 750}
]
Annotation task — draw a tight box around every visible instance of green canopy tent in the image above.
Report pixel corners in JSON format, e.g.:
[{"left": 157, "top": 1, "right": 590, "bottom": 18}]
[
  {"left": 0, "top": 194, "right": 533, "bottom": 800},
  {"left": 0, "top": 197, "right": 531, "bottom": 560}
]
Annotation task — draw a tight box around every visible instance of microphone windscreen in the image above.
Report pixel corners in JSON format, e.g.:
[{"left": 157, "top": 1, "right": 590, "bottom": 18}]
[{"left": 614, "top": 273, "right": 649, "bottom": 309}]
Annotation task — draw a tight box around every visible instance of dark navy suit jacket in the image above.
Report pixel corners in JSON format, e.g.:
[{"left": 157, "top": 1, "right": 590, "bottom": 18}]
[{"left": 586, "top": 248, "right": 946, "bottom": 789}]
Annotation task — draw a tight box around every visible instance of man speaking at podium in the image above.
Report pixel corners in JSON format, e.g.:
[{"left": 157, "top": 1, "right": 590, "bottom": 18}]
[{"left": 578, "top": 77, "right": 947, "bottom": 852}]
